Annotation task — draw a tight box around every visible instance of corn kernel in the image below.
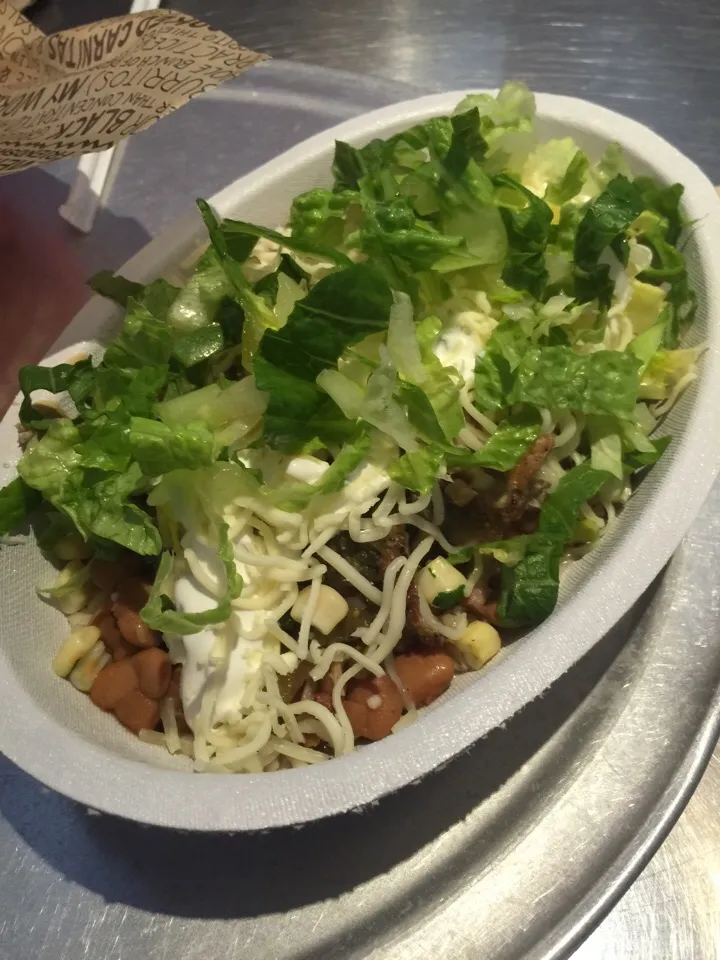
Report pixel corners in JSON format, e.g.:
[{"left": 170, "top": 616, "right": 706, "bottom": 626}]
[
  {"left": 69, "top": 640, "right": 110, "bottom": 692},
  {"left": 291, "top": 585, "right": 349, "bottom": 635},
  {"left": 52, "top": 625, "right": 101, "bottom": 678},
  {"left": 452, "top": 621, "right": 501, "bottom": 670}
]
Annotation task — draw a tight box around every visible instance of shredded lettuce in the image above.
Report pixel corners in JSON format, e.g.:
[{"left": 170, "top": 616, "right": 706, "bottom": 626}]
[
  {"left": 639, "top": 348, "right": 701, "bottom": 401},
  {"left": 141, "top": 528, "right": 240, "bottom": 635}
]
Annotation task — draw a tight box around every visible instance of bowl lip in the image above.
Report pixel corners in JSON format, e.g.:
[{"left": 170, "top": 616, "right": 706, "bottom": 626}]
[{"left": 2, "top": 88, "right": 720, "bottom": 833}]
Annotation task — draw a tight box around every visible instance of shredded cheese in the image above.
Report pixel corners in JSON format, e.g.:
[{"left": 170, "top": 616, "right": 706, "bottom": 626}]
[
  {"left": 369, "top": 537, "right": 433, "bottom": 664},
  {"left": 310, "top": 642, "right": 385, "bottom": 682},
  {"left": 417, "top": 591, "right": 465, "bottom": 641},
  {"left": 354, "top": 555, "right": 406, "bottom": 648},
  {"left": 317, "top": 545, "right": 383, "bottom": 605},
  {"left": 289, "top": 699, "right": 345, "bottom": 755},
  {"left": 297, "top": 573, "right": 323, "bottom": 659},
  {"left": 398, "top": 492, "right": 433, "bottom": 516},
  {"left": 160, "top": 697, "right": 182, "bottom": 755}
]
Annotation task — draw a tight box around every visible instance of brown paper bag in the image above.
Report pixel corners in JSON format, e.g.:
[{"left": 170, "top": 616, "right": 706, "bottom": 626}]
[{"left": 0, "top": 1, "right": 267, "bottom": 174}]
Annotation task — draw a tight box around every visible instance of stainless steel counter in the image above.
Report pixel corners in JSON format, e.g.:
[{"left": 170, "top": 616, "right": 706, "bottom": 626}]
[{"left": 8, "top": 1, "right": 720, "bottom": 958}]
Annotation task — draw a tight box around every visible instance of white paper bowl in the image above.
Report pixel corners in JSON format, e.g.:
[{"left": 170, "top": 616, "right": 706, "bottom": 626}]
[{"left": 1, "top": 91, "right": 719, "bottom": 832}]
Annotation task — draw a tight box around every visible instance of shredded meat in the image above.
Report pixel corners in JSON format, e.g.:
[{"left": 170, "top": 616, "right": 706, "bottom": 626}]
[
  {"left": 320, "top": 661, "right": 343, "bottom": 695},
  {"left": 502, "top": 435, "right": 555, "bottom": 522},
  {"left": 404, "top": 580, "right": 445, "bottom": 647},
  {"left": 375, "top": 526, "right": 444, "bottom": 648},
  {"left": 442, "top": 498, "right": 540, "bottom": 546},
  {"left": 463, "top": 586, "right": 500, "bottom": 625},
  {"left": 377, "top": 525, "right": 408, "bottom": 570},
  {"left": 442, "top": 435, "right": 554, "bottom": 546}
]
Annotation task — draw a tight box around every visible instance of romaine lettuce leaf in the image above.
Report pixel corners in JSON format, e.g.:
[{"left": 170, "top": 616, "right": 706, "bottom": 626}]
[
  {"left": 537, "top": 462, "right": 611, "bottom": 541},
  {"left": 77, "top": 421, "right": 131, "bottom": 473},
  {"left": 573, "top": 175, "right": 644, "bottom": 306},
  {"left": 18, "top": 420, "right": 83, "bottom": 499},
  {"left": 197, "top": 200, "right": 279, "bottom": 370},
  {"left": 260, "top": 262, "right": 392, "bottom": 381},
  {"left": 639, "top": 347, "right": 700, "bottom": 401},
  {"left": 333, "top": 140, "right": 369, "bottom": 192},
  {"left": 256, "top": 263, "right": 393, "bottom": 450},
  {"left": 521, "top": 138, "right": 588, "bottom": 205},
  {"left": 19, "top": 359, "right": 93, "bottom": 400},
  {"left": 290, "top": 188, "right": 356, "bottom": 246},
  {"left": 0, "top": 477, "right": 41, "bottom": 536},
  {"left": 356, "top": 196, "right": 464, "bottom": 271},
  {"left": 64, "top": 494, "right": 161, "bottom": 556},
  {"left": 497, "top": 462, "right": 611, "bottom": 624},
  {"left": 473, "top": 350, "right": 513, "bottom": 412},
  {"left": 436, "top": 205, "right": 507, "bottom": 268},
  {"left": 637, "top": 225, "right": 695, "bottom": 347},
  {"left": 497, "top": 538, "right": 562, "bottom": 625},
  {"left": 129, "top": 418, "right": 216, "bottom": 476},
  {"left": 623, "top": 435, "right": 670, "bottom": 475},
  {"left": 388, "top": 445, "right": 445, "bottom": 495},
  {"left": 445, "top": 410, "right": 541, "bottom": 471},
  {"left": 544, "top": 150, "right": 589, "bottom": 206},
  {"left": 166, "top": 248, "right": 233, "bottom": 333},
  {"left": 386, "top": 292, "right": 463, "bottom": 441},
  {"left": 102, "top": 301, "right": 174, "bottom": 374},
  {"left": 16, "top": 420, "right": 162, "bottom": 555},
  {"left": 633, "top": 177, "right": 685, "bottom": 246},
  {"left": 89, "top": 270, "right": 144, "bottom": 307},
  {"left": 361, "top": 352, "right": 419, "bottom": 450},
  {"left": 453, "top": 81, "right": 535, "bottom": 153},
  {"left": 584, "top": 143, "right": 631, "bottom": 197},
  {"left": 219, "top": 216, "right": 353, "bottom": 268},
  {"left": 588, "top": 416, "right": 623, "bottom": 480},
  {"left": 510, "top": 346, "right": 641, "bottom": 418},
  {"left": 494, "top": 173, "right": 553, "bottom": 298},
  {"left": 171, "top": 324, "right": 225, "bottom": 367}
]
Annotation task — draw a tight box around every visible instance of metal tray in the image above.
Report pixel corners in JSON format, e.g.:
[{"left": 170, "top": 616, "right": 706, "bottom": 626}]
[{"left": 2, "top": 61, "right": 719, "bottom": 960}]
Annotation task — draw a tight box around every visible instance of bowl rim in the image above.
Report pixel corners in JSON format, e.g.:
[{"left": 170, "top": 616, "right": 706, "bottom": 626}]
[{"left": 2, "top": 89, "right": 720, "bottom": 832}]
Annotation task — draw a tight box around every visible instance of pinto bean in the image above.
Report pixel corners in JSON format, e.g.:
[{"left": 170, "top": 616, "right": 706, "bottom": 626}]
[
  {"left": 91, "top": 609, "right": 134, "bottom": 659},
  {"left": 314, "top": 690, "right": 333, "bottom": 712},
  {"left": 90, "top": 659, "right": 138, "bottom": 711},
  {"left": 89, "top": 560, "right": 126, "bottom": 594},
  {"left": 132, "top": 648, "right": 171, "bottom": 701},
  {"left": 394, "top": 651, "right": 454, "bottom": 707},
  {"left": 115, "top": 578, "right": 150, "bottom": 611},
  {"left": 343, "top": 675, "right": 403, "bottom": 741},
  {"left": 112, "top": 602, "right": 157, "bottom": 649},
  {"left": 114, "top": 690, "right": 161, "bottom": 734},
  {"left": 113, "top": 639, "right": 137, "bottom": 660}
]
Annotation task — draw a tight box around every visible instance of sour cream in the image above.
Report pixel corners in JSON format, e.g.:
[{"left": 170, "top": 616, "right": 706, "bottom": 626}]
[
  {"left": 172, "top": 575, "right": 267, "bottom": 730},
  {"left": 169, "top": 459, "right": 392, "bottom": 732},
  {"left": 433, "top": 298, "right": 498, "bottom": 384},
  {"left": 171, "top": 532, "right": 273, "bottom": 730}
]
